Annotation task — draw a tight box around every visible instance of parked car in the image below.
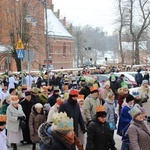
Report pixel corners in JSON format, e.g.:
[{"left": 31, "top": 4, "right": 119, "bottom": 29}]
[{"left": 112, "top": 72, "right": 137, "bottom": 88}]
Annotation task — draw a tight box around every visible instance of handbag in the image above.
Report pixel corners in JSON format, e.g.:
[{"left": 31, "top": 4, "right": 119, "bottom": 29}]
[{"left": 19, "top": 120, "right": 26, "bottom": 129}]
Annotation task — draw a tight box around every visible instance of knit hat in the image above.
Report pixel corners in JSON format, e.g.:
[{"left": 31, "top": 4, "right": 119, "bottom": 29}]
[
  {"left": 0, "top": 115, "right": 6, "bottom": 126},
  {"left": 126, "top": 94, "right": 134, "bottom": 103},
  {"left": 10, "top": 95, "right": 19, "bottom": 104},
  {"left": 90, "top": 86, "right": 98, "bottom": 93},
  {"left": 35, "top": 103, "right": 43, "bottom": 108},
  {"left": 128, "top": 105, "right": 141, "bottom": 119},
  {"left": 51, "top": 112, "right": 73, "bottom": 134},
  {"left": 142, "top": 80, "right": 148, "bottom": 85},
  {"left": 69, "top": 89, "right": 78, "bottom": 97},
  {"left": 96, "top": 105, "right": 107, "bottom": 118},
  {"left": 77, "top": 94, "right": 84, "bottom": 102},
  {"left": 53, "top": 86, "right": 59, "bottom": 92}
]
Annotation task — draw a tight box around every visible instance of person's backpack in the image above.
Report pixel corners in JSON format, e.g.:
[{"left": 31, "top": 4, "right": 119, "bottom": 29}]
[{"left": 38, "top": 122, "right": 53, "bottom": 149}]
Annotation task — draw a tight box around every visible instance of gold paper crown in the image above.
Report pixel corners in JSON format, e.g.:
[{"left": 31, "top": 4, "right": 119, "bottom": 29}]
[
  {"left": 52, "top": 112, "right": 73, "bottom": 131},
  {"left": 0, "top": 115, "right": 7, "bottom": 122},
  {"left": 11, "top": 95, "right": 19, "bottom": 101},
  {"left": 96, "top": 105, "right": 105, "bottom": 112},
  {"left": 90, "top": 86, "right": 98, "bottom": 92},
  {"left": 77, "top": 94, "right": 84, "bottom": 100}
]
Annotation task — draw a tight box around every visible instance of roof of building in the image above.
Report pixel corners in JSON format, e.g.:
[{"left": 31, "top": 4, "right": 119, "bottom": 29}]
[{"left": 46, "top": 9, "right": 73, "bottom": 39}]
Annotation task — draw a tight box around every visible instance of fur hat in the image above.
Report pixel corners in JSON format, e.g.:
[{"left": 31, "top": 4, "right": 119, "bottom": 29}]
[
  {"left": 96, "top": 105, "right": 107, "bottom": 118},
  {"left": 128, "top": 105, "right": 141, "bottom": 119},
  {"left": 51, "top": 112, "right": 73, "bottom": 134},
  {"left": 0, "top": 115, "right": 6, "bottom": 126},
  {"left": 126, "top": 94, "right": 134, "bottom": 103}
]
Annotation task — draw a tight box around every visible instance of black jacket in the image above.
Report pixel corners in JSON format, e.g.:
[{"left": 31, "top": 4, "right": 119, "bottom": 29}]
[
  {"left": 48, "top": 94, "right": 59, "bottom": 107},
  {"left": 59, "top": 99, "right": 86, "bottom": 136},
  {"left": 86, "top": 118, "right": 116, "bottom": 150}
]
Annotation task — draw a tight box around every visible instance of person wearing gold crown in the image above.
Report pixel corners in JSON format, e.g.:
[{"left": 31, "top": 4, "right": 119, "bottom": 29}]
[
  {"left": 51, "top": 112, "right": 83, "bottom": 150},
  {"left": 6, "top": 95, "right": 25, "bottom": 150},
  {"left": 86, "top": 105, "right": 117, "bottom": 150},
  {"left": 0, "top": 114, "right": 7, "bottom": 150}
]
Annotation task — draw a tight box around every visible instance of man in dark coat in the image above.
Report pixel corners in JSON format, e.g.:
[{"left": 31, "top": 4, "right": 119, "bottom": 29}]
[
  {"left": 20, "top": 90, "right": 35, "bottom": 144},
  {"left": 47, "top": 86, "right": 60, "bottom": 107},
  {"left": 79, "top": 77, "right": 92, "bottom": 99},
  {"left": 86, "top": 105, "right": 116, "bottom": 150},
  {"left": 31, "top": 87, "right": 40, "bottom": 104},
  {"left": 59, "top": 89, "right": 86, "bottom": 137},
  {"left": 135, "top": 69, "right": 143, "bottom": 87}
]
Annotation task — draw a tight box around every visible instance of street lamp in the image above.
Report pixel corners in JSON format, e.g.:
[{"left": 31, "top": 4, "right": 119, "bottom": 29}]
[{"left": 25, "top": 0, "right": 50, "bottom": 85}]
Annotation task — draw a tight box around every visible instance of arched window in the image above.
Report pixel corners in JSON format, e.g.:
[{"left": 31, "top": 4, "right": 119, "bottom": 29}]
[{"left": 63, "top": 43, "right": 66, "bottom": 57}]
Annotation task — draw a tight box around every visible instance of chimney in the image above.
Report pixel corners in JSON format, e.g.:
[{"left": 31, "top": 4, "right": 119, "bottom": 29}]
[{"left": 63, "top": 17, "right": 66, "bottom": 26}]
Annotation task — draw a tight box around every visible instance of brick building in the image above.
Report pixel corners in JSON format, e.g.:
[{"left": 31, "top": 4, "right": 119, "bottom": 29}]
[{"left": 0, "top": 0, "right": 73, "bottom": 72}]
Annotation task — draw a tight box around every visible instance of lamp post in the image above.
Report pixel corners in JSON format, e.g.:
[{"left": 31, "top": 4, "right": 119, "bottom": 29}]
[{"left": 25, "top": 0, "right": 50, "bottom": 85}]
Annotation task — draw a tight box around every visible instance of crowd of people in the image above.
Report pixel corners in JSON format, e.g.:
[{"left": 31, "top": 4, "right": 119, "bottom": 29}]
[{"left": 0, "top": 69, "right": 150, "bottom": 150}]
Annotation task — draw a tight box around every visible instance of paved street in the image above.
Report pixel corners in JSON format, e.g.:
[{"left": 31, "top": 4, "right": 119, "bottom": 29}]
[{"left": 7, "top": 132, "right": 121, "bottom": 150}]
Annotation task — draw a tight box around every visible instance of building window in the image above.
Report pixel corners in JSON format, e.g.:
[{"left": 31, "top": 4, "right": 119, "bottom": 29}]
[{"left": 63, "top": 43, "right": 66, "bottom": 57}]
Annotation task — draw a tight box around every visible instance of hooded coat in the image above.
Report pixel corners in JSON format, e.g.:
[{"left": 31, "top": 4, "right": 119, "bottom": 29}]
[{"left": 29, "top": 105, "right": 46, "bottom": 143}]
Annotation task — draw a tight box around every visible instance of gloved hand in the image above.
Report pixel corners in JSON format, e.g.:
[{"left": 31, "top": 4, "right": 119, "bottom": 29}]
[{"left": 18, "top": 116, "right": 25, "bottom": 120}]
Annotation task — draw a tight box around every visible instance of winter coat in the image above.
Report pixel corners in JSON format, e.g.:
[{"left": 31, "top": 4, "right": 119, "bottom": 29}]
[
  {"left": 31, "top": 94, "right": 40, "bottom": 104},
  {"left": 59, "top": 99, "right": 86, "bottom": 136},
  {"left": 128, "top": 120, "right": 150, "bottom": 150},
  {"left": 118, "top": 93, "right": 129, "bottom": 115},
  {"left": 135, "top": 72, "right": 143, "bottom": 84},
  {"left": 83, "top": 94, "right": 100, "bottom": 123},
  {"left": 117, "top": 104, "right": 132, "bottom": 139},
  {"left": 0, "top": 129, "right": 7, "bottom": 150},
  {"left": 86, "top": 118, "right": 116, "bottom": 150},
  {"left": 47, "top": 104, "right": 59, "bottom": 122},
  {"left": 6, "top": 103, "right": 25, "bottom": 132},
  {"left": 20, "top": 99, "right": 34, "bottom": 142},
  {"left": 48, "top": 94, "right": 59, "bottom": 107},
  {"left": 8, "top": 76, "right": 18, "bottom": 91},
  {"left": 29, "top": 105, "right": 46, "bottom": 143},
  {"left": 104, "top": 99, "right": 116, "bottom": 130},
  {"left": 79, "top": 86, "right": 91, "bottom": 99}
]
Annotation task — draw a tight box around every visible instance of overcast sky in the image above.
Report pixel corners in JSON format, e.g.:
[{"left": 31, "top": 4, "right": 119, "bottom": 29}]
[{"left": 53, "top": 0, "right": 116, "bottom": 35}]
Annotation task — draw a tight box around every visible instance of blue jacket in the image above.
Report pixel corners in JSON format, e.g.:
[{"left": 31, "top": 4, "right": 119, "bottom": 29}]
[{"left": 117, "top": 105, "right": 132, "bottom": 143}]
